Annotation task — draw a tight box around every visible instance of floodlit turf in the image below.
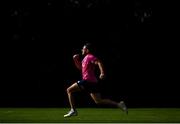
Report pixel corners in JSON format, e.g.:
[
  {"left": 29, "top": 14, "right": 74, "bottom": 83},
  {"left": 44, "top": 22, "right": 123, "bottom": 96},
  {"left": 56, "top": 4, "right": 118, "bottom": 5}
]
[{"left": 0, "top": 108, "right": 180, "bottom": 123}]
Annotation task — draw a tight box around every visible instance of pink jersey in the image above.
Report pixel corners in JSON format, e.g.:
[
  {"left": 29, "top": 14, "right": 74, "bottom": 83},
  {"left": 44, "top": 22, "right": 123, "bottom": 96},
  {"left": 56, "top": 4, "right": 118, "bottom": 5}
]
[{"left": 82, "top": 54, "right": 98, "bottom": 83}]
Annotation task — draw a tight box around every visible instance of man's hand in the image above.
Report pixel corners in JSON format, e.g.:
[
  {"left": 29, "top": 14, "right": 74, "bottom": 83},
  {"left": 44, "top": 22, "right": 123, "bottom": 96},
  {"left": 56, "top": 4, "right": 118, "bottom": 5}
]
[
  {"left": 73, "top": 54, "right": 80, "bottom": 60},
  {"left": 73, "top": 54, "right": 81, "bottom": 70},
  {"left": 99, "top": 73, "right": 105, "bottom": 80}
]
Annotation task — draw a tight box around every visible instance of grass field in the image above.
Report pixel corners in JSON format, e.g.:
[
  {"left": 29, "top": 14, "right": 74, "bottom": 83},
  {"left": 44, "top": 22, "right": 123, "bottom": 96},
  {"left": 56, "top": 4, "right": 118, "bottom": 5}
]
[{"left": 0, "top": 108, "right": 180, "bottom": 123}]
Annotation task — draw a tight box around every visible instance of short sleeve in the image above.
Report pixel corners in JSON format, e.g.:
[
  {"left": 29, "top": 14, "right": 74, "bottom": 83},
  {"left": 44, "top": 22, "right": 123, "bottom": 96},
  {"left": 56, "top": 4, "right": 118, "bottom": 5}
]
[{"left": 90, "top": 55, "right": 98, "bottom": 64}]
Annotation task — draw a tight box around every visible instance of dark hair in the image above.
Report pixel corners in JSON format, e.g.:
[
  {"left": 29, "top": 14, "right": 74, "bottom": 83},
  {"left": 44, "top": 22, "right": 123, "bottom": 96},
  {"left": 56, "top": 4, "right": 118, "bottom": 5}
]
[
  {"left": 84, "top": 42, "right": 93, "bottom": 51},
  {"left": 83, "top": 42, "right": 97, "bottom": 54}
]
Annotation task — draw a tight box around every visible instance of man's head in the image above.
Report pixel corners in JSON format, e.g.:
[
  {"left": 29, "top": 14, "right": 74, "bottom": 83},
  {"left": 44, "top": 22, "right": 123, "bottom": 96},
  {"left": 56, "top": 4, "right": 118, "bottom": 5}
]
[{"left": 82, "top": 42, "right": 93, "bottom": 55}]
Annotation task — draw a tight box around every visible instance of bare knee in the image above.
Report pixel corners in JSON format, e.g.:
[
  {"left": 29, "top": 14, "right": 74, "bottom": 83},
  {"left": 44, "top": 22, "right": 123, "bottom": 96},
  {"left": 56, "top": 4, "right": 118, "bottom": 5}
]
[
  {"left": 66, "top": 87, "right": 72, "bottom": 94},
  {"left": 94, "top": 99, "right": 103, "bottom": 105},
  {"left": 66, "top": 83, "right": 80, "bottom": 94},
  {"left": 90, "top": 93, "right": 103, "bottom": 105}
]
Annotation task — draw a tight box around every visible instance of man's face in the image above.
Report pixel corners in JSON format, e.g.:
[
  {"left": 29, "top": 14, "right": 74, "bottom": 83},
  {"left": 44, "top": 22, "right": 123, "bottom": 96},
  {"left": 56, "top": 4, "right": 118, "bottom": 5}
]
[{"left": 82, "top": 45, "right": 88, "bottom": 55}]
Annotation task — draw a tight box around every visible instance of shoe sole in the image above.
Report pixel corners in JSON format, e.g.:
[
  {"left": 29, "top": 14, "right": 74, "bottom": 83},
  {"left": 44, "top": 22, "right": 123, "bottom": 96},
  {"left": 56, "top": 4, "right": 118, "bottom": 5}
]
[{"left": 64, "top": 113, "right": 77, "bottom": 118}]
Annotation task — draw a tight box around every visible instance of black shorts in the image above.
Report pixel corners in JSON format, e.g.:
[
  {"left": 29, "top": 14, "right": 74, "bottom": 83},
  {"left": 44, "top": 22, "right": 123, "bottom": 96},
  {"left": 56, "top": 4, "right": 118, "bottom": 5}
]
[{"left": 77, "top": 80, "right": 100, "bottom": 93}]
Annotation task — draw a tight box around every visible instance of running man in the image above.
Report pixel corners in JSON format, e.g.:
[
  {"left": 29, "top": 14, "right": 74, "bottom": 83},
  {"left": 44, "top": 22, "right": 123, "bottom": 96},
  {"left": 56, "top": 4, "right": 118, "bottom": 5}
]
[{"left": 64, "top": 42, "right": 128, "bottom": 117}]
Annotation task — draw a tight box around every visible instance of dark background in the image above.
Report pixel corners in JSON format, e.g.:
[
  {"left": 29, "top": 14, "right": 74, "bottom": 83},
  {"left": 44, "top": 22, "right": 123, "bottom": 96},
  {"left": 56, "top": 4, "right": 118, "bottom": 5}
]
[{"left": 1, "top": 0, "right": 179, "bottom": 108}]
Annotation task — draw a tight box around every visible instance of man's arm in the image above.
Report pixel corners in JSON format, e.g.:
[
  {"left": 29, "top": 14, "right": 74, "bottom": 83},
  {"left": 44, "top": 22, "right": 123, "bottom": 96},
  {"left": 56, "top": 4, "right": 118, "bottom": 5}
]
[
  {"left": 73, "top": 54, "right": 82, "bottom": 70},
  {"left": 95, "top": 59, "right": 105, "bottom": 79}
]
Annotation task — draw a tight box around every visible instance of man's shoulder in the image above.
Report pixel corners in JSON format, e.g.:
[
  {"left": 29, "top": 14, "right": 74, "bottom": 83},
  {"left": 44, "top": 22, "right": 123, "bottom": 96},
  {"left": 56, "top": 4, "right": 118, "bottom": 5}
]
[{"left": 87, "top": 54, "right": 96, "bottom": 58}]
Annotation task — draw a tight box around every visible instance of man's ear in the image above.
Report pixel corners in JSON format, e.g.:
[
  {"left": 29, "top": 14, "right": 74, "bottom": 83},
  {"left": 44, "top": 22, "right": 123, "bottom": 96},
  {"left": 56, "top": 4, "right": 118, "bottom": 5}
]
[{"left": 86, "top": 49, "right": 90, "bottom": 53}]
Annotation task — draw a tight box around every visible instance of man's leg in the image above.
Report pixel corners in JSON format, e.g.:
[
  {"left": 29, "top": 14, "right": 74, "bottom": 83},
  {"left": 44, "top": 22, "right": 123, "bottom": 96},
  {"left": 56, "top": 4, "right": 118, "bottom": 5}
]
[
  {"left": 90, "top": 93, "right": 128, "bottom": 114},
  {"left": 64, "top": 82, "right": 81, "bottom": 117},
  {"left": 90, "top": 93, "right": 118, "bottom": 106}
]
